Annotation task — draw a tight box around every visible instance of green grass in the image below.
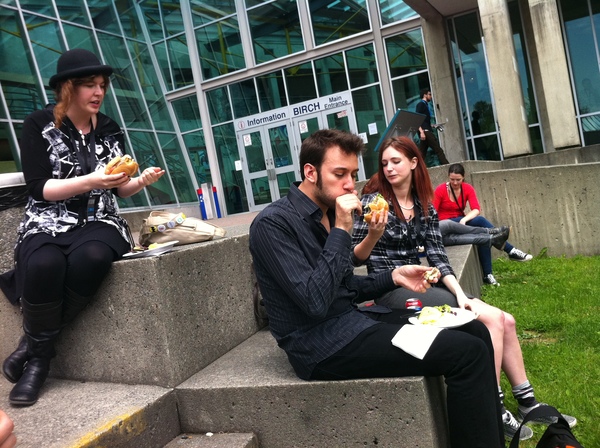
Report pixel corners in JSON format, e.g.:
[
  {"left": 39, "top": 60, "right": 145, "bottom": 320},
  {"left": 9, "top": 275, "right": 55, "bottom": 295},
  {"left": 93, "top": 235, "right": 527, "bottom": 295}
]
[{"left": 482, "top": 251, "right": 600, "bottom": 447}]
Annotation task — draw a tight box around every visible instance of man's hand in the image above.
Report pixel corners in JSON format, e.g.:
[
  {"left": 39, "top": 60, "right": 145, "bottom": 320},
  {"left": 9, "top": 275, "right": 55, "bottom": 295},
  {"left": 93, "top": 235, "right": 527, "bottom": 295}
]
[
  {"left": 334, "top": 192, "right": 361, "bottom": 234},
  {"left": 391, "top": 265, "right": 436, "bottom": 293}
]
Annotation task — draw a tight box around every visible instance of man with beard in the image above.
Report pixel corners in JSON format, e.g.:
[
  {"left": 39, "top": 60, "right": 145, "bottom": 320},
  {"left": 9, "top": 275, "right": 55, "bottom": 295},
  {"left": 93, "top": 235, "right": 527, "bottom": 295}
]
[{"left": 249, "top": 129, "right": 503, "bottom": 447}]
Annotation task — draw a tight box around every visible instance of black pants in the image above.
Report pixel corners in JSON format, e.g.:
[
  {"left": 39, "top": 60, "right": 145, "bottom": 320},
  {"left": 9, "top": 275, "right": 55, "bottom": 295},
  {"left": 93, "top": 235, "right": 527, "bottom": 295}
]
[
  {"left": 23, "top": 241, "right": 116, "bottom": 304},
  {"left": 419, "top": 131, "right": 449, "bottom": 165},
  {"left": 311, "top": 311, "right": 504, "bottom": 448}
]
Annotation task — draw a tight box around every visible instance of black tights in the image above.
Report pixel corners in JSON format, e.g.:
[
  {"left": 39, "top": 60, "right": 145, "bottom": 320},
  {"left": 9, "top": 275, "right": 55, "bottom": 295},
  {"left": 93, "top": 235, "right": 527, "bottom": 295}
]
[{"left": 23, "top": 241, "right": 116, "bottom": 304}]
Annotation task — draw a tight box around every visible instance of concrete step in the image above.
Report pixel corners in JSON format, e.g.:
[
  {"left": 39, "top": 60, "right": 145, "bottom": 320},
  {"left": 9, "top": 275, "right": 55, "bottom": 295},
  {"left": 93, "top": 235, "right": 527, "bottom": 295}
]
[
  {"left": 0, "top": 378, "right": 178, "bottom": 448},
  {"left": 175, "top": 329, "right": 449, "bottom": 448},
  {"left": 164, "top": 433, "right": 258, "bottom": 448}
]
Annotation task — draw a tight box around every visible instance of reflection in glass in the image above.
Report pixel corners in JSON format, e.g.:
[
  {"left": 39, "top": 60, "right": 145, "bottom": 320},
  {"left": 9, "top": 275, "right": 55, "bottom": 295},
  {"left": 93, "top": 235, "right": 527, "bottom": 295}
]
[
  {"left": 191, "top": 0, "right": 236, "bottom": 27},
  {"left": 138, "top": 0, "right": 184, "bottom": 40},
  {"left": 251, "top": 177, "right": 272, "bottom": 205},
  {"left": 183, "top": 131, "right": 211, "bottom": 185},
  {"left": 285, "top": 62, "right": 317, "bottom": 105},
  {"left": 196, "top": 18, "right": 245, "bottom": 80},
  {"left": 326, "top": 110, "right": 350, "bottom": 132},
  {"left": 0, "top": 122, "right": 19, "bottom": 173},
  {"left": 352, "top": 85, "right": 384, "bottom": 177},
  {"left": 581, "top": 116, "right": 600, "bottom": 144},
  {"left": 114, "top": 1, "right": 145, "bottom": 41},
  {"left": 248, "top": 1, "right": 303, "bottom": 64},
  {"left": 314, "top": 53, "right": 348, "bottom": 96},
  {"left": 213, "top": 123, "right": 247, "bottom": 214},
  {"left": 172, "top": 96, "right": 202, "bottom": 132},
  {"left": 230, "top": 80, "right": 259, "bottom": 118},
  {"left": 269, "top": 125, "right": 292, "bottom": 168},
  {"left": 310, "top": 0, "right": 369, "bottom": 46},
  {"left": 257, "top": 71, "right": 287, "bottom": 111},
  {"left": 276, "top": 171, "right": 295, "bottom": 198},
  {"left": 18, "top": 0, "right": 55, "bottom": 17},
  {"left": 386, "top": 30, "right": 426, "bottom": 78},
  {"left": 244, "top": 131, "right": 266, "bottom": 173},
  {"left": 529, "top": 125, "right": 543, "bottom": 154},
  {"left": 207, "top": 87, "right": 233, "bottom": 124},
  {"left": 379, "top": 0, "right": 417, "bottom": 25},
  {"left": 346, "top": 44, "right": 378, "bottom": 88},
  {"left": 88, "top": 2, "right": 120, "bottom": 34},
  {"left": 55, "top": 0, "right": 90, "bottom": 25},
  {"left": 157, "top": 133, "right": 197, "bottom": 203},
  {"left": 98, "top": 33, "right": 151, "bottom": 129},
  {"left": 391, "top": 73, "right": 430, "bottom": 112},
  {"left": 472, "top": 135, "right": 500, "bottom": 161},
  {"left": 296, "top": 117, "right": 320, "bottom": 144}
]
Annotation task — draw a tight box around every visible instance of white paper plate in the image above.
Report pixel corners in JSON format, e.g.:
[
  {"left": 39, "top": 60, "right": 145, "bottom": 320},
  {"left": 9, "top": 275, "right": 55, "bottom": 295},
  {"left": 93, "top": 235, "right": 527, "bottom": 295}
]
[
  {"left": 409, "top": 307, "right": 476, "bottom": 329},
  {"left": 122, "top": 241, "right": 179, "bottom": 259}
]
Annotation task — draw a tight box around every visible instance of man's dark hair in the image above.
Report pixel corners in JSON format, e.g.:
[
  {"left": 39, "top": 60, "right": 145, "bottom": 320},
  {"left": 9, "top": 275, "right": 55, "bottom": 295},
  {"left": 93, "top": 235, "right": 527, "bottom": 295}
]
[
  {"left": 299, "top": 129, "right": 364, "bottom": 180},
  {"left": 420, "top": 88, "right": 430, "bottom": 99}
]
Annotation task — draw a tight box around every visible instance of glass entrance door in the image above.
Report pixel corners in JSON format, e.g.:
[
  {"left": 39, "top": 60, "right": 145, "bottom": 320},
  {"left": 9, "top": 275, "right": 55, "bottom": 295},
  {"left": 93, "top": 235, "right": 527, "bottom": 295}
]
[
  {"left": 238, "top": 122, "right": 298, "bottom": 211},
  {"left": 291, "top": 105, "right": 366, "bottom": 180}
]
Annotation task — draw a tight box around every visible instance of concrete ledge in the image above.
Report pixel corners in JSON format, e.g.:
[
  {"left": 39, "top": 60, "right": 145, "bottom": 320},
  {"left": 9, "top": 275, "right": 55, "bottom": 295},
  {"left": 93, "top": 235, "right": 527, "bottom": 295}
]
[
  {"left": 164, "top": 433, "right": 259, "bottom": 448},
  {"left": 176, "top": 329, "right": 449, "bottom": 448},
  {"left": 1, "top": 234, "right": 262, "bottom": 388},
  {"left": 0, "top": 379, "right": 178, "bottom": 448}
]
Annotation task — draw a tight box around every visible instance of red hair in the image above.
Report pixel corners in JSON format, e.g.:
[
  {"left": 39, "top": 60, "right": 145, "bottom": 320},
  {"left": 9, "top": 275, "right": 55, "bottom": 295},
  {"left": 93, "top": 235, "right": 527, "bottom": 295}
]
[{"left": 363, "top": 136, "right": 433, "bottom": 220}]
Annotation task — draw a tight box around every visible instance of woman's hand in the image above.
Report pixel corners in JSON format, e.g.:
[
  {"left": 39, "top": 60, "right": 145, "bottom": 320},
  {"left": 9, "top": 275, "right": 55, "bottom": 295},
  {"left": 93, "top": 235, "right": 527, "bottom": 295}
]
[
  {"left": 391, "top": 265, "right": 435, "bottom": 293},
  {"left": 460, "top": 297, "right": 484, "bottom": 318},
  {"left": 137, "top": 167, "right": 165, "bottom": 187},
  {"left": 366, "top": 207, "right": 388, "bottom": 240}
]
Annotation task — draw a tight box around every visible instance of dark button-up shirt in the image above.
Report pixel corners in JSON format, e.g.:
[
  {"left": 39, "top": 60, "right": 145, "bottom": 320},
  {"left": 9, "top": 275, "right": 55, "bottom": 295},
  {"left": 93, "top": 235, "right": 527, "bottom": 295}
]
[{"left": 249, "top": 183, "right": 396, "bottom": 380}]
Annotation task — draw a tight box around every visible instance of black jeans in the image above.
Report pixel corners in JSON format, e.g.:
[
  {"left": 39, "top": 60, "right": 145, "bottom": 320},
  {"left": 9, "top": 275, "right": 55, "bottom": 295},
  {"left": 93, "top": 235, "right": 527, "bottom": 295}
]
[
  {"left": 311, "top": 311, "right": 504, "bottom": 448},
  {"left": 419, "top": 131, "right": 449, "bottom": 165}
]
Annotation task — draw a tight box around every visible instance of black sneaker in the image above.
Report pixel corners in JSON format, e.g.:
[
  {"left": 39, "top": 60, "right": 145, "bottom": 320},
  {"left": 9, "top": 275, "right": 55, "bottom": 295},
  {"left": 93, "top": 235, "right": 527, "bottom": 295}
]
[
  {"left": 508, "top": 248, "right": 533, "bottom": 262},
  {"left": 483, "top": 273, "right": 499, "bottom": 286}
]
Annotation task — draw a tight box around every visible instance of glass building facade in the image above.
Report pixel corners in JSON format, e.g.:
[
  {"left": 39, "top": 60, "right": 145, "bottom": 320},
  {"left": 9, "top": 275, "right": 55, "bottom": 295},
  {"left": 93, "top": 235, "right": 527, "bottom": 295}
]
[{"left": 0, "top": 0, "right": 595, "bottom": 216}]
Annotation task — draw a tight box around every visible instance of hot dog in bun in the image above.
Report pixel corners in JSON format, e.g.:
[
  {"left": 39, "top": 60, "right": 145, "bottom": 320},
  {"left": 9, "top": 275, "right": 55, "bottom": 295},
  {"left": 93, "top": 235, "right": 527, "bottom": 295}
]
[
  {"left": 105, "top": 155, "right": 139, "bottom": 176},
  {"left": 363, "top": 194, "right": 389, "bottom": 224}
]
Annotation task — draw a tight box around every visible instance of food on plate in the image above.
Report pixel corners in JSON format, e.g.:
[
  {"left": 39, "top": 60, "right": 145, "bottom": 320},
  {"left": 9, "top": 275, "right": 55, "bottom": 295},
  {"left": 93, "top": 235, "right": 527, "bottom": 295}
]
[
  {"left": 423, "top": 267, "right": 440, "bottom": 282},
  {"left": 104, "top": 155, "right": 139, "bottom": 176},
  {"left": 363, "top": 194, "right": 389, "bottom": 223},
  {"left": 418, "top": 304, "right": 457, "bottom": 325}
]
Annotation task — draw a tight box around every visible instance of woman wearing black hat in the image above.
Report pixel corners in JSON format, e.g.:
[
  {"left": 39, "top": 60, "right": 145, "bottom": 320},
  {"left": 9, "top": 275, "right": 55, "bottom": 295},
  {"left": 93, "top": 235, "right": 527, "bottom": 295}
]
[{"left": 0, "top": 49, "right": 164, "bottom": 406}]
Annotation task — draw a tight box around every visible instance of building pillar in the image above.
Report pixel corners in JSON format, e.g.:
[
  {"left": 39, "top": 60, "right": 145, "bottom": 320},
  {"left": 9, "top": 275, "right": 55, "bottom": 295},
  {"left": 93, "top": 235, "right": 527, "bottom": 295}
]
[
  {"left": 420, "top": 17, "right": 467, "bottom": 163},
  {"left": 479, "top": 0, "right": 532, "bottom": 158},
  {"left": 522, "top": 0, "right": 580, "bottom": 150}
]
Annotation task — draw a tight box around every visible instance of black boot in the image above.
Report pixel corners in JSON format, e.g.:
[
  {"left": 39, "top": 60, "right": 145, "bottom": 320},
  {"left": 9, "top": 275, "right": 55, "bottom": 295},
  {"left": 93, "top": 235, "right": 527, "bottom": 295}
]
[
  {"left": 9, "top": 298, "right": 62, "bottom": 407},
  {"left": 2, "top": 335, "right": 29, "bottom": 383},
  {"left": 491, "top": 227, "right": 511, "bottom": 251},
  {"left": 62, "top": 287, "right": 93, "bottom": 327}
]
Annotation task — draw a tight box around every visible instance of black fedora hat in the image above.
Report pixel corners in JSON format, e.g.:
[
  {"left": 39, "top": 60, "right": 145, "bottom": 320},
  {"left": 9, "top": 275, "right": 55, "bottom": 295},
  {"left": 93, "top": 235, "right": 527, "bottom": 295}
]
[{"left": 49, "top": 49, "right": 113, "bottom": 89}]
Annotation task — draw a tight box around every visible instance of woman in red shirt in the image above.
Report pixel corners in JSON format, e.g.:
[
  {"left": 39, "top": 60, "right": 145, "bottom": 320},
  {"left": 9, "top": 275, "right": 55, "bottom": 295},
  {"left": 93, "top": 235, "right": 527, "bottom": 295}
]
[{"left": 433, "top": 163, "right": 532, "bottom": 286}]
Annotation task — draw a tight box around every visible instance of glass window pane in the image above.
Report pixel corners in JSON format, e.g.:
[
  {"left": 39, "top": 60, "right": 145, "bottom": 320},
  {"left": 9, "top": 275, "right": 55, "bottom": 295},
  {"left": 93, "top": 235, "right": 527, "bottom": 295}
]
[
  {"left": 98, "top": 33, "right": 151, "bottom": 129},
  {"left": 257, "top": 70, "right": 287, "bottom": 111},
  {"left": 183, "top": 131, "right": 212, "bottom": 185},
  {"left": 196, "top": 18, "right": 246, "bottom": 80},
  {"left": 157, "top": 133, "right": 197, "bottom": 203},
  {"left": 125, "top": 131, "right": 176, "bottom": 206},
  {"left": 127, "top": 40, "right": 173, "bottom": 131},
  {"left": 284, "top": 62, "right": 316, "bottom": 105},
  {"left": 166, "top": 36, "right": 195, "bottom": 89},
  {"left": 346, "top": 44, "right": 378, "bottom": 88},
  {"left": 352, "top": 85, "right": 385, "bottom": 177},
  {"left": 581, "top": 115, "right": 600, "bottom": 145},
  {"left": 172, "top": 96, "right": 202, "bottom": 132},
  {"left": 229, "top": 80, "right": 259, "bottom": 118},
  {"left": 473, "top": 135, "right": 501, "bottom": 161},
  {"left": 55, "top": 0, "right": 90, "bottom": 25},
  {"left": 18, "top": 0, "right": 56, "bottom": 17},
  {"left": 87, "top": 1, "right": 120, "bottom": 34},
  {"left": 248, "top": 1, "right": 303, "bottom": 64},
  {"left": 207, "top": 86, "right": 232, "bottom": 124},
  {"left": 0, "top": 10, "right": 45, "bottom": 120},
  {"left": 314, "top": 52, "right": 348, "bottom": 96},
  {"left": 386, "top": 30, "right": 427, "bottom": 78},
  {"left": 379, "top": 0, "right": 417, "bottom": 25},
  {"left": 191, "top": 0, "right": 237, "bottom": 27},
  {"left": 138, "top": 0, "right": 184, "bottom": 40},
  {"left": 391, "top": 72, "right": 430, "bottom": 112},
  {"left": 115, "top": 1, "right": 146, "bottom": 41},
  {"left": 213, "top": 123, "right": 248, "bottom": 214},
  {"left": 310, "top": 0, "right": 370, "bottom": 46}
]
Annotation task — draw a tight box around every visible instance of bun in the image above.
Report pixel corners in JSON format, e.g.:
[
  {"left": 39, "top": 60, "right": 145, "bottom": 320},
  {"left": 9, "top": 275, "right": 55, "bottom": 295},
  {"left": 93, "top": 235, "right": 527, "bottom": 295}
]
[
  {"left": 105, "top": 155, "right": 138, "bottom": 176},
  {"left": 363, "top": 194, "right": 389, "bottom": 223}
]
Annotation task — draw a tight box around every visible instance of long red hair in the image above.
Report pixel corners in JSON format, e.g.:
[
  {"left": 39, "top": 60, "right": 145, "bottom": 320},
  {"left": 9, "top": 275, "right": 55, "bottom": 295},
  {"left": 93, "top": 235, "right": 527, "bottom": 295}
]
[{"left": 362, "top": 136, "right": 434, "bottom": 220}]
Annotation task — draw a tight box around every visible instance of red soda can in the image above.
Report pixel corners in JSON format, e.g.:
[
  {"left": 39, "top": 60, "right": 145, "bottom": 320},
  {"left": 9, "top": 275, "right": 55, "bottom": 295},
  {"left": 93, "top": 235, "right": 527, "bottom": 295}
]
[{"left": 405, "top": 298, "right": 423, "bottom": 310}]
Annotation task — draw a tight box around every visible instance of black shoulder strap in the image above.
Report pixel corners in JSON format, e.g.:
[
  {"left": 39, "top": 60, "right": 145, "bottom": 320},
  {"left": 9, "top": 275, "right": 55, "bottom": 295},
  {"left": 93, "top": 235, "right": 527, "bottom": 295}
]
[{"left": 508, "top": 405, "right": 567, "bottom": 448}]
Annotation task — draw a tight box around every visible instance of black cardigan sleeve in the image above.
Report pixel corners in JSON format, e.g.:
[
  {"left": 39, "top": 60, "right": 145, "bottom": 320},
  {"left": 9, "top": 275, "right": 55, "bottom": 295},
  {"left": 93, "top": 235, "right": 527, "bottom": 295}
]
[{"left": 20, "top": 109, "right": 55, "bottom": 201}]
